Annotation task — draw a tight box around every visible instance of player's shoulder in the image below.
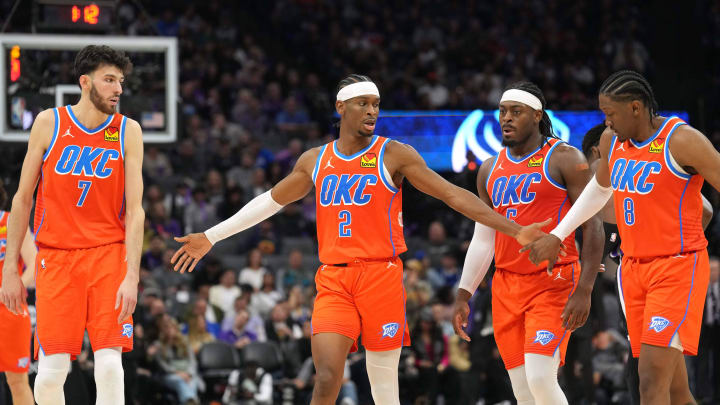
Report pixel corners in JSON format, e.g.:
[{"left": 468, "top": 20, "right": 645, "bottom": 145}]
[
  {"left": 32, "top": 108, "right": 56, "bottom": 129},
  {"left": 384, "top": 139, "right": 417, "bottom": 157},
  {"left": 123, "top": 117, "right": 142, "bottom": 133},
  {"left": 294, "top": 145, "right": 325, "bottom": 172},
  {"left": 670, "top": 122, "right": 705, "bottom": 143}
]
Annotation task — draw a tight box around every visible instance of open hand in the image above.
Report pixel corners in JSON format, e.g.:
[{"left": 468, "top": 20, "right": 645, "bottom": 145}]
[
  {"left": 520, "top": 234, "right": 565, "bottom": 274},
  {"left": 515, "top": 218, "right": 551, "bottom": 246},
  {"left": 561, "top": 287, "right": 592, "bottom": 331},
  {"left": 0, "top": 266, "right": 26, "bottom": 316},
  {"left": 171, "top": 233, "right": 212, "bottom": 273},
  {"left": 115, "top": 275, "right": 138, "bottom": 324},
  {"left": 452, "top": 290, "right": 472, "bottom": 342}
]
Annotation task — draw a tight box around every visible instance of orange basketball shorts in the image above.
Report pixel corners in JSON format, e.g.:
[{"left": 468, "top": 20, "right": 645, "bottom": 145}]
[
  {"left": 618, "top": 250, "right": 709, "bottom": 358},
  {"left": 311, "top": 257, "right": 410, "bottom": 352},
  {"left": 34, "top": 242, "right": 133, "bottom": 359},
  {"left": 0, "top": 302, "right": 32, "bottom": 372},
  {"left": 492, "top": 262, "right": 579, "bottom": 370}
]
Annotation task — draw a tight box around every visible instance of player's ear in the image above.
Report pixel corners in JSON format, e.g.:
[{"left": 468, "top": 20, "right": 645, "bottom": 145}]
[
  {"left": 335, "top": 100, "right": 344, "bottom": 116},
  {"left": 535, "top": 108, "right": 543, "bottom": 124},
  {"left": 631, "top": 100, "right": 642, "bottom": 116},
  {"left": 79, "top": 74, "right": 91, "bottom": 90}
]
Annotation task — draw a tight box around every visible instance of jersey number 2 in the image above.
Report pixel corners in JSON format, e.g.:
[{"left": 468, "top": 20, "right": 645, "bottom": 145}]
[
  {"left": 338, "top": 210, "right": 352, "bottom": 237},
  {"left": 77, "top": 180, "right": 92, "bottom": 207}
]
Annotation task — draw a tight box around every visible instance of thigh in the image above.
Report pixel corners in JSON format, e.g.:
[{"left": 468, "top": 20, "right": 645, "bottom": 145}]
[
  {"left": 491, "top": 270, "right": 526, "bottom": 370},
  {"left": 356, "top": 258, "right": 410, "bottom": 351},
  {"left": 620, "top": 258, "right": 646, "bottom": 358},
  {"left": 0, "top": 303, "right": 31, "bottom": 372},
  {"left": 35, "top": 248, "right": 87, "bottom": 358},
  {"left": 525, "top": 263, "right": 576, "bottom": 363},
  {"left": 311, "top": 265, "right": 362, "bottom": 351},
  {"left": 641, "top": 252, "right": 708, "bottom": 355},
  {"left": 86, "top": 243, "right": 133, "bottom": 353}
]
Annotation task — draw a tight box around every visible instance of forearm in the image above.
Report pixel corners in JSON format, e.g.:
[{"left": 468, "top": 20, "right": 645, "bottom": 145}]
[
  {"left": 458, "top": 223, "right": 495, "bottom": 296},
  {"left": 551, "top": 176, "right": 612, "bottom": 240},
  {"left": 576, "top": 216, "right": 604, "bottom": 292},
  {"left": 124, "top": 207, "right": 145, "bottom": 281},
  {"left": 446, "top": 187, "right": 519, "bottom": 238},
  {"left": 4, "top": 196, "right": 33, "bottom": 270},
  {"left": 204, "top": 190, "right": 283, "bottom": 244}
]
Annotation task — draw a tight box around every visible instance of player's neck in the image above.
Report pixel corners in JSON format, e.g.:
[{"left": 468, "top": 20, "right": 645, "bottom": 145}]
[
  {"left": 633, "top": 116, "right": 666, "bottom": 143},
  {"left": 336, "top": 131, "right": 373, "bottom": 156},
  {"left": 508, "top": 133, "right": 543, "bottom": 159},
  {"left": 70, "top": 99, "right": 112, "bottom": 129}
]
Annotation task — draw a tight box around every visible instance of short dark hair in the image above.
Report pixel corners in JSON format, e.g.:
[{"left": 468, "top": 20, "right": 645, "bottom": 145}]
[
  {"left": 581, "top": 123, "right": 607, "bottom": 158},
  {"left": 74, "top": 45, "right": 133, "bottom": 79},
  {"left": 599, "top": 70, "right": 658, "bottom": 120},
  {"left": 504, "top": 81, "right": 559, "bottom": 140}
]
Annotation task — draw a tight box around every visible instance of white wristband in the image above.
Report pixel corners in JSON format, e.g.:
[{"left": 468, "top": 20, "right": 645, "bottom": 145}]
[
  {"left": 204, "top": 190, "right": 283, "bottom": 245},
  {"left": 458, "top": 222, "right": 495, "bottom": 295},
  {"left": 550, "top": 176, "right": 612, "bottom": 240}
]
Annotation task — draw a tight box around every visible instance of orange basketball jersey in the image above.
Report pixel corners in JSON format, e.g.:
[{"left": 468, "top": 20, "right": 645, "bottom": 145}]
[
  {"left": 34, "top": 106, "right": 127, "bottom": 249},
  {"left": 608, "top": 117, "right": 706, "bottom": 257},
  {"left": 0, "top": 210, "right": 24, "bottom": 281},
  {"left": 313, "top": 135, "right": 406, "bottom": 264},
  {"left": 487, "top": 138, "right": 579, "bottom": 273}
]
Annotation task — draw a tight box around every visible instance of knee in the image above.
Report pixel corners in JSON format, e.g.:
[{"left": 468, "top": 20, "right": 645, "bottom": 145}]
[
  {"left": 94, "top": 353, "right": 124, "bottom": 382},
  {"left": 5, "top": 372, "right": 29, "bottom": 393},
  {"left": 638, "top": 358, "right": 669, "bottom": 395},
  {"left": 35, "top": 364, "right": 70, "bottom": 401},
  {"left": 314, "top": 366, "right": 342, "bottom": 393}
]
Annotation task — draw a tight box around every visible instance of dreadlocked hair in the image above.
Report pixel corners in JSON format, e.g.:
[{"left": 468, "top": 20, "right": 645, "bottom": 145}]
[
  {"left": 334, "top": 74, "right": 374, "bottom": 130},
  {"left": 599, "top": 70, "right": 659, "bottom": 121},
  {"left": 336, "top": 74, "right": 374, "bottom": 93},
  {"left": 505, "top": 81, "right": 559, "bottom": 140},
  {"left": 581, "top": 123, "right": 606, "bottom": 158}
]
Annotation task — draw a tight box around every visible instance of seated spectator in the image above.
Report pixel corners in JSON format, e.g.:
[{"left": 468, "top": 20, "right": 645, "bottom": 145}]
[
  {"left": 142, "top": 234, "right": 166, "bottom": 270},
  {"left": 410, "top": 308, "right": 449, "bottom": 403},
  {"left": 218, "top": 308, "right": 259, "bottom": 350},
  {"left": 187, "top": 313, "right": 215, "bottom": 355},
  {"left": 209, "top": 269, "right": 242, "bottom": 315},
  {"left": 238, "top": 248, "right": 267, "bottom": 291},
  {"left": 287, "top": 285, "right": 312, "bottom": 325},
  {"left": 223, "top": 360, "right": 273, "bottom": 405},
  {"left": 276, "top": 249, "right": 313, "bottom": 294},
  {"left": 250, "top": 272, "right": 283, "bottom": 318},
  {"left": 222, "top": 292, "right": 268, "bottom": 342},
  {"left": 152, "top": 315, "right": 202, "bottom": 405},
  {"left": 265, "top": 302, "right": 303, "bottom": 344},
  {"left": 149, "top": 201, "right": 182, "bottom": 240},
  {"left": 427, "top": 252, "right": 461, "bottom": 290},
  {"left": 143, "top": 146, "right": 174, "bottom": 178},
  {"left": 184, "top": 186, "right": 218, "bottom": 234},
  {"left": 187, "top": 297, "right": 221, "bottom": 338}
]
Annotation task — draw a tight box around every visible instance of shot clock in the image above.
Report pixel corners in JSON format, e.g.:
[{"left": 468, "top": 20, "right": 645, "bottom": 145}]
[{"left": 34, "top": 0, "right": 115, "bottom": 31}]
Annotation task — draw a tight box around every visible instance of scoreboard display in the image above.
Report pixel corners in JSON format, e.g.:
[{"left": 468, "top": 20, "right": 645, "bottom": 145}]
[{"left": 34, "top": 0, "right": 115, "bottom": 31}]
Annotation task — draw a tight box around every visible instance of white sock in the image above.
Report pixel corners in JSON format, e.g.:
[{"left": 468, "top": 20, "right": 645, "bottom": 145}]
[
  {"left": 94, "top": 348, "right": 125, "bottom": 405},
  {"left": 34, "top": 352, "right": 70, "bottom": 405},
  {"left": 524, "top": 352, "right": 568, "bottom": 405},
  {"left": 507, "top": 365, "right": 535, "bottom": 405},
  {"left": 365, "top": 348, "right": 401, "bottom": 405}
]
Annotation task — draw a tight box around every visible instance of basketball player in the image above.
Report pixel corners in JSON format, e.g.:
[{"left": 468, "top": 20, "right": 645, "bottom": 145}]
[
  {"left": 581, "top": 123, "right": 714, "bottom": 405},
  {"left": 0, "top": 180, "right": 37, "bottom": 405},
  {"left": 524, "top": 70, "right": 720, "bottom": 405},
  {"left": 452, "top": 82, "right": 604, "bottom": 405},
  {"left": 0, "top": 45, "right": 143, "bottom": 405},
  {"left": 171, "top": 74, "right": 548, "bottom": 405}
]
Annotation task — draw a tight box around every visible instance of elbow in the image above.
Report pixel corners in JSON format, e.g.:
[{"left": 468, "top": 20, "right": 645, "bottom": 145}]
[
  {"left": 11, "top": 192, "right": 34, "bottom": 210},
  {"left": 125, "top": 206, "right": 145, "bottom": 223}
]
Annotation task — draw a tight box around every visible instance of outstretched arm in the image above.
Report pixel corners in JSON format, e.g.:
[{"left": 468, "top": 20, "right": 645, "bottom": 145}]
[
  {"left": 171, "top": 147, "right": 319, "bottom": 273},
  {"left": 387, "top": 141, "right": 548, "bottom": 245}
]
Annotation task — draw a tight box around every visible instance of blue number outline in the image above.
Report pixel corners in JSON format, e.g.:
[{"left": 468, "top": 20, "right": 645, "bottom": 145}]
[
  {"left": 506, "top": 208, "right": 518, "bottom": 221},
  {"left": 77, "top": 180, "right": 93, "bottom": 207},
  {"left": 338, "top": 210, "right": 352, "bottom": 237},
  {"left": 623, "top": 197, "right": 635, "bottom": 225}
]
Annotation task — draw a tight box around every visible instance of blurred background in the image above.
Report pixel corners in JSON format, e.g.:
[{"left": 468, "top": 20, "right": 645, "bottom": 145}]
[{"left": 0, "top": 1, "right": 719, "bottom": 404}]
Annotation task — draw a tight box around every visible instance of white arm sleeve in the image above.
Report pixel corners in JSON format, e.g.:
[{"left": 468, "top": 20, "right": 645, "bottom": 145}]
[
  {"left": 204, "top": 190, "right": 283, "bottom": 245},
  {"left": 550, "top": 175, "right": 612, "bottom": 240},
  {"left": 458, "top": 222, "right": 495, "bottom": 294}
]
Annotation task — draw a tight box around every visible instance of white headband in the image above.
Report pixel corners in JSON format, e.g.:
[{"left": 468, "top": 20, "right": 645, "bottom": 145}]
[
  {"left": 336, "top": 81, "right": 380, "bottom": 101},
  {"left": 500, "top": 89, "right": 543, "bottom": 110}
]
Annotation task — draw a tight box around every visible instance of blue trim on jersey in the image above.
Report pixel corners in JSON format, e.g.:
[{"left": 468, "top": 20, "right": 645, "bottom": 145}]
[
  {"left": 66, "top": 105, "right": 113, "bottom": 133},
  {"left": 387, "top": 193, "right": 397, "bottom": 256},
  {"left": 333, "top": 135, "right": 378, "bottom": 161},
  {"left": 312, "top": 144, "right": 328, "bottom": 184},
  {"left": 378, "top": 138, "right": 399, "bottom": 193},
  {"left": 119, "top": 116, "right": 127, "bottom": 159},
  {"left": 553, "top": 262, "right": 576, "bottom": 357},
  {"left": 556, "top": 196, "right": 568, "bottom": 225},
  {"left": 35, "top": 259, "right": 46, "bottom": 356},
  {"left": 42, "top": 108, "right": 60, "bottom": 161},
  {"left": 629, "top": 117, "right": 673, "bottom": 148},
  {"left": 0, "top": 211, "right": 5, "bottom": 222},
  {"left": 617, "top": 262, "right": 626, "bottom": 318},
  {"left": 664, "top": 122, "right": 691, "bottom": 180},
  {"left": 485, "top": 155, "right": 500, "bottom": 191},
  {"left": 400, "top": 281, "right": 407, "bottom": 347},
  {"left": 505, "top": 143, "right": 543, "bottom": 164},
  {"left": 608, "top": 136, "right": 617, "bottom": 163},
  {"left": 119, "top": 192, "right": 126, "bottom": 221},
  {"left": 668, "top": 252, "right": 698, "bottom": 348},
  {"left": 678, "top": 179, "right": 691, "bottom": 252},
  {"left": 543, "top": 140, "right": 566, "bottom": 190},
  {"left": 35, "top": 172, "right": 46, "bottom": 239}
]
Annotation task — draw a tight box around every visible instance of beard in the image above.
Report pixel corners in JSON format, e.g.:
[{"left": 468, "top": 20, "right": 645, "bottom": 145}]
[
  {"left": 501, "top": 130, "right": 533, "bottom": 147},
  {"left": 357, "top": 129, "right": 374, "bottom": 137},
  {"left": 90, "top": 85, "right": 116, "bottom": 115}
]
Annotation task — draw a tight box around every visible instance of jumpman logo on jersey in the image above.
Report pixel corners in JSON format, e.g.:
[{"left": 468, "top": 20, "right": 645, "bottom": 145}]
[
  {"left": 496, "top": 161, "right": 504, "bottom": 171},
  {"left": 554, "top": 270, "right": 566, "bottom": 281},
  {"left": 387, "top": 261, "right": 397, "bottom": 269},
  {"left": 324, "top": 157, "right": 335, "bottom": 170},
  {"left": 61, "top": 126, "right": 74, "bottom": 138},
  {"left": 616, "top": 143, "right": 625, "bottom": 151}
]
